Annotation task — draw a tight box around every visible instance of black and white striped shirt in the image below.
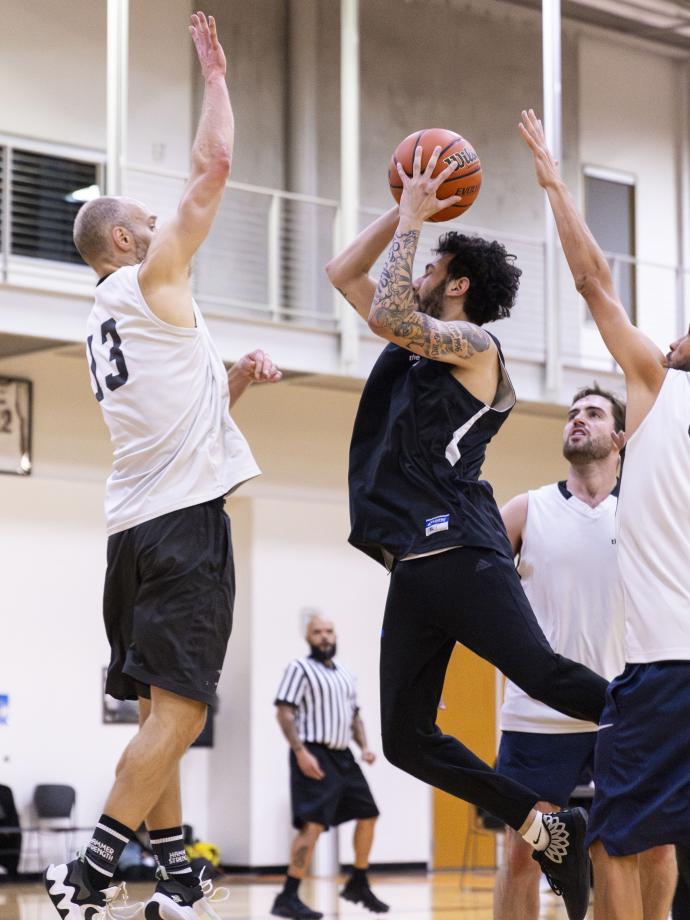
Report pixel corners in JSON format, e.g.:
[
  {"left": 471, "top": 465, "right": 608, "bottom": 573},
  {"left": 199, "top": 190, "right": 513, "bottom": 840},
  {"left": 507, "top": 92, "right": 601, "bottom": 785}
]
[{"left": 274, "top": 656, "right": 360, "bottom": 750}]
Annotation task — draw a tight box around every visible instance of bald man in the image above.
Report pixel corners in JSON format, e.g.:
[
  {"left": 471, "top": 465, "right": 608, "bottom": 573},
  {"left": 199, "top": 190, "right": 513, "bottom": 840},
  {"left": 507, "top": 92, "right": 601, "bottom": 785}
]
[
  {"left": 44, "top": 13, "right": 281, "bottom": 920},
  {"left": 272, "top": 615, "right": 389, "bottom": 919}
]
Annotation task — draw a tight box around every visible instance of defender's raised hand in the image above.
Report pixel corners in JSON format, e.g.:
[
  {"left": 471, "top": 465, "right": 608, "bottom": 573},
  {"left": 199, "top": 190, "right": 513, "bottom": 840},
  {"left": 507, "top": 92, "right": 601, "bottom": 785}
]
[
  {"left": 519, "top": 109, "right": 560, "bottom": 189},
  {"left": 189, "top": 11, "right": 226, "bottom": 81},
  {"left": 396, "top": 145, "right": 461, "bottom": 226}
]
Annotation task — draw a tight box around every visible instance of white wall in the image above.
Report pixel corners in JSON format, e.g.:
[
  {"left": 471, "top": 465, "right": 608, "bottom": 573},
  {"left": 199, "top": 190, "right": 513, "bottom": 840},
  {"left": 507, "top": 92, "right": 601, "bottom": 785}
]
[
  {"left": 578, "top": 33, "right": 681, "bottom": 360},
  {"left": 0, "top": 0, "right": 192, "bottom": 170}
]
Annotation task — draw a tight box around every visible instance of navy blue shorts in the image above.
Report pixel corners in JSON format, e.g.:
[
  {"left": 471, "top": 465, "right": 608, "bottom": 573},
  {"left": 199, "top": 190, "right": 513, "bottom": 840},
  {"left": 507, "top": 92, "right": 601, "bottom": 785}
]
[
  {"left": 497, "top": 731, "right": 596, "bottom": 808},
  {"left": 290, "top": 743, "right": 379, "bottom": 830},
  {"left": 586, "top": 662, "right": 690, "bottom": 856}
]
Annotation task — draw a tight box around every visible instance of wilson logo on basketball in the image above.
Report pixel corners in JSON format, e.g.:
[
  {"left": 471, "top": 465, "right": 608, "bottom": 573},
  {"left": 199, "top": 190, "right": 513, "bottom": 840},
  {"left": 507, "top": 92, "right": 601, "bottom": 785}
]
[{"left": 443, "top": 149, "right": 479, "bottom": 169}]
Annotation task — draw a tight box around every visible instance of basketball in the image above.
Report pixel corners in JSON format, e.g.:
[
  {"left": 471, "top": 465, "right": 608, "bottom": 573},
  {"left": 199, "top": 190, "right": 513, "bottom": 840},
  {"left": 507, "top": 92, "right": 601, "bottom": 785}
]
[{"left": 388, "top": 128, "right": 482, "bottom": 222}]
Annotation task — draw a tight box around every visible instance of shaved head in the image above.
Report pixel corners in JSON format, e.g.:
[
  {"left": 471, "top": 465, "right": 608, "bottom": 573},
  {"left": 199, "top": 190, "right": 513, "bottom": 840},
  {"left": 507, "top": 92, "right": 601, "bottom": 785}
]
[
  {"left": 305, "top": 613, "right": 335, "bottom": 639},
  {"left": 73, "top": 196, "right": 153, "bottom": 270}
]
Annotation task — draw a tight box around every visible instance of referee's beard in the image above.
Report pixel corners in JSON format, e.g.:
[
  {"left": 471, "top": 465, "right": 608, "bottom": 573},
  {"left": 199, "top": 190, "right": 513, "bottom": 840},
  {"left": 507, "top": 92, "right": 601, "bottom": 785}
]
[{"left": 309, "top": 642, "right": 337, "bottom": 662}]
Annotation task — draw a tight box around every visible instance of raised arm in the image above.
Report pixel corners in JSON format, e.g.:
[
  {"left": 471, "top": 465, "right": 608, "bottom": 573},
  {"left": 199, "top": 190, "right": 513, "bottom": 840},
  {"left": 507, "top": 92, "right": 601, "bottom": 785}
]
[
  {"left": 325, "top": 207, "right": 400, "bottom": 321},
  {"left": 519, "top": 109, "right": 665, "bottom": 406},
  {"left": 139, "top": 12, "right": 233, "bottom": 323},
  {"left": 367, "top": 146, "right": 494, "bottom": 365},
  {"left": 500, "top": 492, "right": 528, "bottom": 557}
]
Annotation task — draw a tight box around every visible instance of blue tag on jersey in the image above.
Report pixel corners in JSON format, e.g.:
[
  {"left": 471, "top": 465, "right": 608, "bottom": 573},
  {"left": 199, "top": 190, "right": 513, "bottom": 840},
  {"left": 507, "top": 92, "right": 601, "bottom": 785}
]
[{"left": 425, "top": 514, "right": 449, "bottom": 536}]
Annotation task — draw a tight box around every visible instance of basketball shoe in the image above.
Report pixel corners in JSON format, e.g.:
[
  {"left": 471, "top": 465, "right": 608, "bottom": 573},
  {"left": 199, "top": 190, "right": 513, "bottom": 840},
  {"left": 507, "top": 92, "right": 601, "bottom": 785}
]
[
  {"left": 341, "top": 875, "right": 390, "bottom": 913},
  {"left": 44, "top": 853, "right": 141, "bottom": 919},
  {"left": 144, "top": 866, "right": 229, "bottom": 919},
  {"left": 531, "top": 807, "right": 590, "bottom": 920}
]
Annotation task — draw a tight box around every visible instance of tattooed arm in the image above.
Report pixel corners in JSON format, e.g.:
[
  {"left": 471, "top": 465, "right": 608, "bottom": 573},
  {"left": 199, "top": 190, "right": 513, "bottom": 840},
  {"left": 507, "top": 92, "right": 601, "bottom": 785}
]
[
  {"left": 367, "top": 145, "right": 494, "bottom": 364},
  {"left": 368, "top": 226, "right": 493, "bottom": 364},
  {"left": 325, "top": 206, "right": 400, "bottom": 321},
  {"left": 276, "top": 704, "right": 325, "bottom": 780}
]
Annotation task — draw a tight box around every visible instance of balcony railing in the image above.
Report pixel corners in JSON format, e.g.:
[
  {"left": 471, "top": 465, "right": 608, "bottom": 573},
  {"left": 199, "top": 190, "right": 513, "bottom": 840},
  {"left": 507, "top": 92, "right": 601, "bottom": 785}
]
[{"left": 0, "top": 139, "right": 688, "bottom": 382}]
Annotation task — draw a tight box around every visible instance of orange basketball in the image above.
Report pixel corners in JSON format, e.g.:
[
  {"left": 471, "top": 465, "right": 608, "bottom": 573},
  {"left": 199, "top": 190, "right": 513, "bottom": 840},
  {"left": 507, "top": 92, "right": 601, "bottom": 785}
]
[{"left": 388, "top": 128, "right": 482, "bottom": 222}]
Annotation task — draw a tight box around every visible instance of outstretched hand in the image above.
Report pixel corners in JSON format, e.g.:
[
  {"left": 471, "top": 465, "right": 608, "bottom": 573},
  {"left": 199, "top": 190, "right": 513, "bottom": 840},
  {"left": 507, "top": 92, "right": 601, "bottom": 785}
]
[
  {"left": 189, "top": 11, "right": 226, "bottom": 81},
  {"left": 519, "top": 109, "right": 560, "bottom": 189},
  {"left": 396, "top": 146, "right": 462, "bottom": 225},
  {"left": 235, "top": 349, "right": 283, "bottom": 384}
]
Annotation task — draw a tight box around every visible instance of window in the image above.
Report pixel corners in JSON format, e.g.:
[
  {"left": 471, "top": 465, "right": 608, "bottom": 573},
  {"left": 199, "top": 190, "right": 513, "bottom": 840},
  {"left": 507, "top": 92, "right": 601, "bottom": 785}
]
[
  {"left": 584, "top": 169, "right": 636, "bottom": 321},
  {"left": 10, "top": 149, "right": 98, "bottom": 264}
]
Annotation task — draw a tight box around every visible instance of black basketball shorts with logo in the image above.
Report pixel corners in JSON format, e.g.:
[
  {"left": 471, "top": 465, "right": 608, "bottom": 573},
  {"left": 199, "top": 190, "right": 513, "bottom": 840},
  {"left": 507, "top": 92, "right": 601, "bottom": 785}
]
[{"left": 103, "top": 496, "right": 234, "bottom": 706}]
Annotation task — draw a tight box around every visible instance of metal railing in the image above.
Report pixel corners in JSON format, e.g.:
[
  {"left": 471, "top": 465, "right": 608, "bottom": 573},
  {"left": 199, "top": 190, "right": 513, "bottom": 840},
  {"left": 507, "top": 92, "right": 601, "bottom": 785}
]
[{"left": 0, "top": 139, "right": 688, "bottom": 377}]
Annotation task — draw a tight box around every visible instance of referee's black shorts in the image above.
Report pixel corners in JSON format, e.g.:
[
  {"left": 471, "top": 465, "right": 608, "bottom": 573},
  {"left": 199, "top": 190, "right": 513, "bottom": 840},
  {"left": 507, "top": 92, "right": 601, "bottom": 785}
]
[
  {"left": 290, "top": 742, "right": 380, "bottom": 830},
  {"left": 103, "top": 496, "right": 234, "bottom": 706}
]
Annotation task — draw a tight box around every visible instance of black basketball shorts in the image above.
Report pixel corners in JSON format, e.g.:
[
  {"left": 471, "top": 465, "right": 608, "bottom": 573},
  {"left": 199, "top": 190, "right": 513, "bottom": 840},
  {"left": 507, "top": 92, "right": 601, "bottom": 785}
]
[
  {"left": 290, "top": 743, "right": 380, "bottom": 830},
  {"left": 103, "top": 496, "right": 234, "bottom": 706}
]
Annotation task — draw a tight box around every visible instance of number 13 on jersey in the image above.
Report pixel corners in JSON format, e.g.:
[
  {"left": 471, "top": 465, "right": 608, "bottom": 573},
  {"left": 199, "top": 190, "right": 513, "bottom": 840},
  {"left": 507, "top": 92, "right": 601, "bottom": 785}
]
[{"left": 87, "top": 318, "right": 129, "bottom": 402}]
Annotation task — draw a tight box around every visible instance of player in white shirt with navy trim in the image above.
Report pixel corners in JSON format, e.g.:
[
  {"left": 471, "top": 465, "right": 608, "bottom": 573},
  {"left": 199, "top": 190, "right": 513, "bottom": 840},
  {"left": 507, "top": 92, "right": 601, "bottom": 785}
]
[
  {"left": 44, "top": 14, "right": 281, "bottom": 920},
  {"left": 493, "top": 385, "right": 676, "bottom": 920},
  {"left": 522, "top": 107, "right": 690, "bottom": 920}
]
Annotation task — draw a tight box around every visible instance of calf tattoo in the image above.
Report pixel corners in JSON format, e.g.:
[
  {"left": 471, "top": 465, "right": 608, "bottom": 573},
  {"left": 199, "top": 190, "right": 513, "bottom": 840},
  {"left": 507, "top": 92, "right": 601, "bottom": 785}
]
[{"left": 372, "top": 229, "right": 491, "bottom": 359}]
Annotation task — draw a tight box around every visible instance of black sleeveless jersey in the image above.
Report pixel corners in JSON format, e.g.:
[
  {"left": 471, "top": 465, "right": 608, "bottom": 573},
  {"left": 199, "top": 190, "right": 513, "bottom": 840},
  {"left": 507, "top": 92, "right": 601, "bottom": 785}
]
[{"left": 348, "top": 337, "right": 516, "bottom": 568}]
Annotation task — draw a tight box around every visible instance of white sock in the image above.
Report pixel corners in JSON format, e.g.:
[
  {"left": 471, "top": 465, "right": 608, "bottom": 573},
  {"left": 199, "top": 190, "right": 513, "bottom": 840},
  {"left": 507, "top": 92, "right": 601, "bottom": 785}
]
[{"left": 521, "top": 811, "right": 549, "bottom": 851}]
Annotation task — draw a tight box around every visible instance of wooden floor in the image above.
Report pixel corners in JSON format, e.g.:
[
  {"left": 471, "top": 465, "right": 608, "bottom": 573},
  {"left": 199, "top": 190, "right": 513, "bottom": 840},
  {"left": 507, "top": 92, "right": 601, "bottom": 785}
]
[{"left": 0, "top": 870, "right": 580, "bottom": 919}]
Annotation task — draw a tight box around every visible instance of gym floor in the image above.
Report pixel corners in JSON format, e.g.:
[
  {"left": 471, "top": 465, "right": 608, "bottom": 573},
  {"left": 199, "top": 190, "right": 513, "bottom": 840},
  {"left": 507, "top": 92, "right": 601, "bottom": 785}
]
[{"left": 0, "top": 870, "right": 575, "bottom": 919}]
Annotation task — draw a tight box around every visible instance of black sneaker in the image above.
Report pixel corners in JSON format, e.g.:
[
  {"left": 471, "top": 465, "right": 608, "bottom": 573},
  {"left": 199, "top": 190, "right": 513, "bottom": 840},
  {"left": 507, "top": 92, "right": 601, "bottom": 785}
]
[
  {"left": 532, "top": 807, "right": 590, "bottom": 920},
  {"left": 270, "top": 891, "right": 324, "bottom": 919},
  {"left": 341, "top": 877, "right": 390, "bottom": 913},
  {"left": 44, "top": 856, "right": 140, "bottom": 919},
  {"left": 144, "top": 866, "right": 229, "bottom": 919}
]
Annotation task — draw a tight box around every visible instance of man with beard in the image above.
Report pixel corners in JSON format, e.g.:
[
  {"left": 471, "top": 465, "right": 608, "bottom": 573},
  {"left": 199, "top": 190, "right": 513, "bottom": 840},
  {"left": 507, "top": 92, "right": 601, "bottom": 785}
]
[
  {"left": 494, "top": 385, "right": 676, "bottom": 920},
  {"left": 271, "top": 614, "right": 388, "bottom": 920},
  {"left": 325, "top": 147, "right": 609, "bottom": 920},
  {"left": 44, "top": 14, "right": 282, "bottom": 920},
  {"left": 521, "top": 107, "right": 690, "bottom": 920}
]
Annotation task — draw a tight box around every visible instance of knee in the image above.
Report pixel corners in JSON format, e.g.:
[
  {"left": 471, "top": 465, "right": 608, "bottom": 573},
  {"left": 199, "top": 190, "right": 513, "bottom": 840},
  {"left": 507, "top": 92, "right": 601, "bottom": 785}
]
[
  {"left": 381, "top": 723, "right": 413, "bottom": 772},
  {"left": 642, "top": 844, "right": 677, "bottom": 873},
  {"left": 301, "top": 822, "right": 325, "bottom": 842},
  {"left": 157, "top": 699, "right": 208, "bottom": 752}
]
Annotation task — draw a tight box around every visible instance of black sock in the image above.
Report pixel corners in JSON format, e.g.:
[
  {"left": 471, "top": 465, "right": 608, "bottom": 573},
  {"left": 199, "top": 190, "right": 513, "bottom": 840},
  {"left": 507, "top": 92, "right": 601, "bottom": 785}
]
[
  {"left": 283, "top": 874, "right": 300, "bottom": 896},
  {"left": 350, "top": 867, "right": 368, "bottom": 886},
  {"left": 83, "top": 814, "right": 135, "bottom": 891},
  {"left": 149, "top": 825, "right": 198, "bottom": 888}
]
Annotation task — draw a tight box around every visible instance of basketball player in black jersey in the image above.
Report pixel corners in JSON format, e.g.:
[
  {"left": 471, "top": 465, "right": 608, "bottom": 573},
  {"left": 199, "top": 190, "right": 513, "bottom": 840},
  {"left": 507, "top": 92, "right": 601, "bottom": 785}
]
[{"left": 326, "top": 147, "right": 608, "bottom": 920}]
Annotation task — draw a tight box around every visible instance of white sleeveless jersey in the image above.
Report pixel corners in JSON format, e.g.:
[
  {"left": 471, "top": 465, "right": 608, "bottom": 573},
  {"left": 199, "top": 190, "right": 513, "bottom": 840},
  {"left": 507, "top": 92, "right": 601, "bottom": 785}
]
[
  {"left": 617, "top": 369, "right": 690, "bottom": 662},
  {"left": 500, "top": 483, "right": 625, "bottom": 733},
  {"left": 85, "top": 265, "right": 260, "bottom": 535}
]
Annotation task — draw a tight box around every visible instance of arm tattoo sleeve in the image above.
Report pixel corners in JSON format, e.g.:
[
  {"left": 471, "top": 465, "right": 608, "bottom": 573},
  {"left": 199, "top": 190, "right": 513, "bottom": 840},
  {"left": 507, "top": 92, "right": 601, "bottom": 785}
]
[{"left": 371, "top": 229, "right": 491, "bottom": 359}]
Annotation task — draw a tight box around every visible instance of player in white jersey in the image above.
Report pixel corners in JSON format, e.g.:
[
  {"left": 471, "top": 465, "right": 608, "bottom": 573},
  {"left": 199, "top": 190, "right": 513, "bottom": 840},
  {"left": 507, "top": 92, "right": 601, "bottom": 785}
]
[
  {"left": 521, "top": 108, "right": 690, "bottom": 920},
  {"left": 44, "top": 13, "right": 281, "bottom": 920},
  {"left": 493, "top": 385, "right": 676, "bottom": 920}
]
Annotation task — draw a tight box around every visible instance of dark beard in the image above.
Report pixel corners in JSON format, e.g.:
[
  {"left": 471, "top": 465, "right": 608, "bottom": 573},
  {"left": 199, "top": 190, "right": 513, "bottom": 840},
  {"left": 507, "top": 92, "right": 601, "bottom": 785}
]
[
  {"left": 563, "top": 437, "right": 611, "bottom": 462},
  {"left": 309, "top": 642, "right": 337, "bottom": 662},
  {"left": 417, "top": 279, "right": 446, "bottom": 319}
]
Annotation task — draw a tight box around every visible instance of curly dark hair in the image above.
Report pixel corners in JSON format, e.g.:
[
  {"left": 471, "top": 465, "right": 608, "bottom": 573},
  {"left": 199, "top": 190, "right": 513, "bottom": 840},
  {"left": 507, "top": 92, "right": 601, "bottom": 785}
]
[{"left": 434, "top": 232, "right": 522, "bottom": 326}]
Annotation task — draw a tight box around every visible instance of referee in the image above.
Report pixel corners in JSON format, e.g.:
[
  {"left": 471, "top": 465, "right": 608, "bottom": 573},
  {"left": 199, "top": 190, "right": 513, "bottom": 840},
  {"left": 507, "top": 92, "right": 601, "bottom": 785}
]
[{"left": 271, "top": 614, "right": 389, "bottom": 919}]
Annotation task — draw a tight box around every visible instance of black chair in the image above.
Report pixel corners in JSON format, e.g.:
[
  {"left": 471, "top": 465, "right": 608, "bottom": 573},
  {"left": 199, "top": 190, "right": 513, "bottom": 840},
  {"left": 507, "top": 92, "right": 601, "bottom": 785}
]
[
  {"left": 33, "top": 784, "right": 77, "bottom": 865},
  {"left": 0, "top": 785, "right": 22, "bottom": 879}
]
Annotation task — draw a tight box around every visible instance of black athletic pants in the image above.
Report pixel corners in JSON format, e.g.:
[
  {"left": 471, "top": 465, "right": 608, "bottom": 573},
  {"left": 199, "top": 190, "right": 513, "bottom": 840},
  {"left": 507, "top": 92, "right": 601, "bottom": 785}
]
[{"left": 379, "top": 546, "right": 608, "bottom": 831}]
